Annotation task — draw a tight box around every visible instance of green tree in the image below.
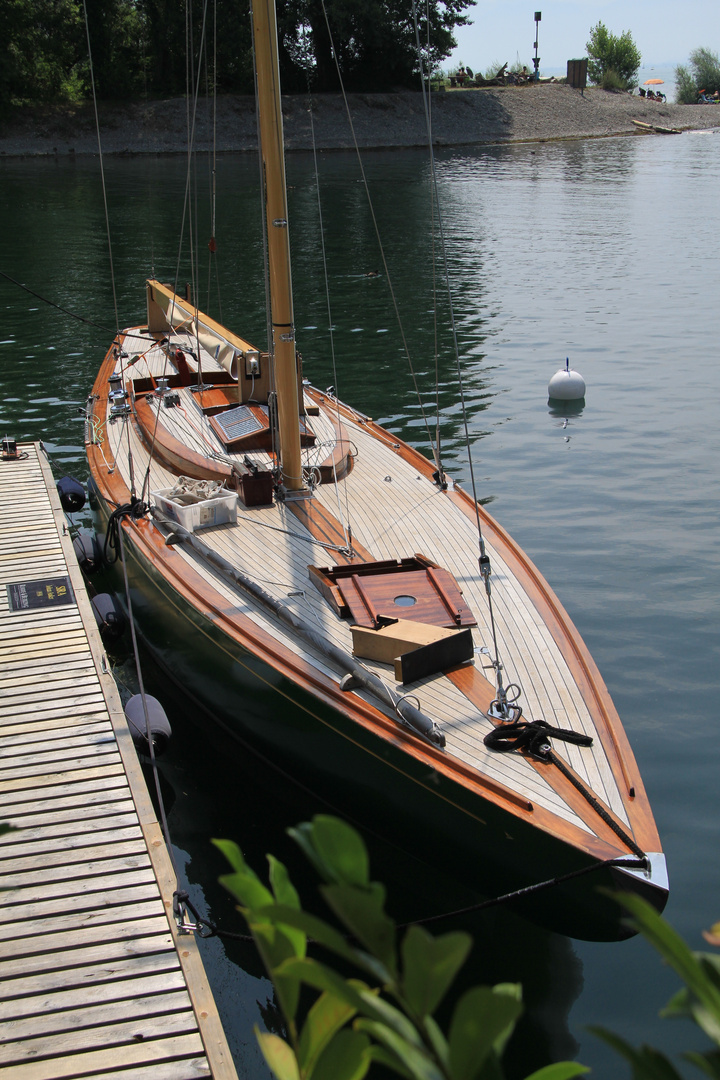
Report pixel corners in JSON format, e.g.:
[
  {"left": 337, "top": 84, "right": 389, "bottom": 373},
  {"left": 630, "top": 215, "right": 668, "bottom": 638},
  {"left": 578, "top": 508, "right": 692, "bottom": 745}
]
[
  {"left": 81, "top": 0, "right": 151, "bottom": 99},
  {"left": 585, "top": 21, "right": 641, "bottom": 90},
  {"left": 0, "top": 0, "right": 472, "bottom": 106},
  {"left": 277, "top": 0, "right": 474, "bottom": 92},
  {"left": 0, "top": 0, "right": 82, "bottom": 106},
  {"left": 675, "top": 47, "right": 720, "bottom": 103},
  {"left": 216, "top": 815, "right": 588, "bottom": 1080}
]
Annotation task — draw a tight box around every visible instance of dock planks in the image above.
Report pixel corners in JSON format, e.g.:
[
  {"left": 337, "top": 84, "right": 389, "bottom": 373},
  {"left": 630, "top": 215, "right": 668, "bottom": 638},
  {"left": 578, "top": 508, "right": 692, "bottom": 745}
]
[{"left": 0, "top": 444, "right": 237, "bottom": 1079}]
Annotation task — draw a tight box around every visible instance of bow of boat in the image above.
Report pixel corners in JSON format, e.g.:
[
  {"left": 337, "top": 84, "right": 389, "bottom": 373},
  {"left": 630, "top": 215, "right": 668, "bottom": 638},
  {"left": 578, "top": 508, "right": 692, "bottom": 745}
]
[{"left": 85, "top": 288, "right": 667, "bottom": 941}]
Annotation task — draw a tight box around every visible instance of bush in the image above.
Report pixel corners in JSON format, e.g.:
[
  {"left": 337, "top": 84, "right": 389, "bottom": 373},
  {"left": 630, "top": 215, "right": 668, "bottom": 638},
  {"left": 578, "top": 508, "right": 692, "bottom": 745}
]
[
  {"left": 599, "top": 68, "right": 628, "bottom": 92},
  {"left": 586, "top": 22, "right": 641, "bottom": 90},
  {"left": 483, "top": 59, "right": 507, "bottom": 80},
  {"left": 675, "top": 47, "right": 720, "bottom": 102},
  {"left": 216, "top": 815, "right": 589, "bottom": 1080}
]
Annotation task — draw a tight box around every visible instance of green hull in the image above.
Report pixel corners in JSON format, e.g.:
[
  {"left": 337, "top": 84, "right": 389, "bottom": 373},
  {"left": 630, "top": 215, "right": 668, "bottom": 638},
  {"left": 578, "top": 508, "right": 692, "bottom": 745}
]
[{"left": 92, "top": 486, "right": 663, "bottom": 941}]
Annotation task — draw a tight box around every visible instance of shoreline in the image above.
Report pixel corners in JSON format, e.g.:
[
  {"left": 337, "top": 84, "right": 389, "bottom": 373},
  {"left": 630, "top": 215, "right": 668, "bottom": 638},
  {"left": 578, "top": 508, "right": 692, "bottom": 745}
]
[{"left": 2, "top": 84, "right": 720, "bottom": 157}]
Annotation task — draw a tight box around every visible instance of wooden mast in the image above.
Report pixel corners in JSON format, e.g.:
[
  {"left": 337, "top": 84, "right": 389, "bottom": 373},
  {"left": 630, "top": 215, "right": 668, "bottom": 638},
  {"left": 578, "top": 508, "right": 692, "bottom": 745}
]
[{"left": 251, "top": 0, "right": 304, "bottom": 493}]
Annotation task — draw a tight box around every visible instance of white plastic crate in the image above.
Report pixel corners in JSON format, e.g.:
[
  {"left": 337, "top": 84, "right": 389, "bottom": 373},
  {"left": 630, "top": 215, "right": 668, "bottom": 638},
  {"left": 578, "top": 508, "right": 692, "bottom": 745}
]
[{"left": 152, "top": 487, "right": 237, "bottom": 531}]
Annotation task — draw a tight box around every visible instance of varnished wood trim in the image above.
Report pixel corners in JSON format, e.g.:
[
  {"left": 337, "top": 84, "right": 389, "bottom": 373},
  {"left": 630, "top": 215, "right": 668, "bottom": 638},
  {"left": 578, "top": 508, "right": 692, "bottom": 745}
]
[
  {"left": 303, "top": 383, "right": 661, "bottom": 853},
  {"left": 90, "top": 468, "right": 630, "bottom": 864},
  {"left": 444, "top": 484, "right": 660, "bottom": 852},
  {"left": 286, "top": 499, "right": 374, "bottom": 563},
  {"left": 314, "top": 406, "right": 355, "bottom": 484},
  {"left": 89, "top": 461, "right": 622, "bottom": 856},
  {"left": 90, "top": 368, "right": 660, "bottom": 862},
  {"left": 131, "top": 391, "right": 234, "bottom": 484},
  {"left": 448, "top": 664, "right": 644, "bottom": 855}
]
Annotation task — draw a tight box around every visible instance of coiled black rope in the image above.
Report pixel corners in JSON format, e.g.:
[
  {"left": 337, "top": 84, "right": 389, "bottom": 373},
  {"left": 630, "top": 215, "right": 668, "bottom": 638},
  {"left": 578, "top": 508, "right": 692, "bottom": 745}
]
[
  {"left": 484, "top": 719, "right": 593, "bottom": 762},
  {"left": 104, "top": 497, "right": 149, "bottom": 564},
  {"left": 484, "top": 719, "right": 646, "bottom": 860}
]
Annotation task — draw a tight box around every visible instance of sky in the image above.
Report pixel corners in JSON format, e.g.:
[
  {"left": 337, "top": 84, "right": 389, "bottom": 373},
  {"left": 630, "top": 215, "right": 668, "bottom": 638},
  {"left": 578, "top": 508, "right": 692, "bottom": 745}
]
[{"left": 445, "top": 0, "right": 718, "bottom": 74}]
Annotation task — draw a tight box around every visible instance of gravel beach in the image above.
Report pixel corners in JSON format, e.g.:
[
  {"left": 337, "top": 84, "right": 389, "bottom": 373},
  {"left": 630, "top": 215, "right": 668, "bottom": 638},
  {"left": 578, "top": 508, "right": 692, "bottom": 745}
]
[{"left": 2, "top": 83, "right": 719, "bottom": 157}]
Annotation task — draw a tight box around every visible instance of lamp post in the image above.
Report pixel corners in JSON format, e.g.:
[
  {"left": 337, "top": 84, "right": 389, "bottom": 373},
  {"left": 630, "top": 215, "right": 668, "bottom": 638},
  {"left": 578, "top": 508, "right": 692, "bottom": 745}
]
[{"left": 533, "top": 11, "right": 541, "bottom": 81}]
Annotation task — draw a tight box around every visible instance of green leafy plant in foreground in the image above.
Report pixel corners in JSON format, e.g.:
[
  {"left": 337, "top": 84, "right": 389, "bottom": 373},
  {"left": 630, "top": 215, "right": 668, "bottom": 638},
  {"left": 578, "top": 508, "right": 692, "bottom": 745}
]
[
  {"left": 592, "top": 894, "right": 720, "bottom": 1078},
  {"left": 215, "top": 815, "right": 588, "bottom": 1080}
]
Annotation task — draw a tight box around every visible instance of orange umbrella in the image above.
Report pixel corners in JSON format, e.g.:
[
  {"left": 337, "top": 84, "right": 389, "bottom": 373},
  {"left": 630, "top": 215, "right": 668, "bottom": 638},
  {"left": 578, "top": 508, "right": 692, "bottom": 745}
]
[{"left": 644, "top": 78, "right": 664, "bottom": 85}]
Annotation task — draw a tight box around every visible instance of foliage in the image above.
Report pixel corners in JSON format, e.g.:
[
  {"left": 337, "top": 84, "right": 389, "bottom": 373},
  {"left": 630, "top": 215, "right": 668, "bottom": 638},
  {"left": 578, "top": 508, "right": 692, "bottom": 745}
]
[
  {"left": 0, "top": 0, "right": 83, "bottom": 106},
  {"left": 592, "top": 895, "right": 720, "bottom": 1079},
  {"left": 138, "top": 0, "right": 254, "bottom": 97},
  {"left": 598, "top": 69, "right": 628, "bottom": 93},
  {"left": 482, "top": 60, "right": 507, "bottom": 81},
  {"left": 675, "top": 48, "right": 720, "bottom": 103},
  {"left": 675, "top": 67, "right": 698, "bottom": 106},
  {"left": 585, "top": 22, "right": 641, "bottom": 90},
  {"left": 216, "top": 815, "right": 589, "bottom": 1080},
  {"left": 0, "top": 0, "right": 470, "bottom": 107},
  {"left": 277, "top": 0, "right": 473, "bottom": 93}
]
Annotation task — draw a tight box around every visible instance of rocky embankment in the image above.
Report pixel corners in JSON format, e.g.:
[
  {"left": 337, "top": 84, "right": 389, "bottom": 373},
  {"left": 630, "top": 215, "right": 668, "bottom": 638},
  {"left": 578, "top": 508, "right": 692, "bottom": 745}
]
[{"left": 2, "top": 83, "right": 720, "bottom": 156}]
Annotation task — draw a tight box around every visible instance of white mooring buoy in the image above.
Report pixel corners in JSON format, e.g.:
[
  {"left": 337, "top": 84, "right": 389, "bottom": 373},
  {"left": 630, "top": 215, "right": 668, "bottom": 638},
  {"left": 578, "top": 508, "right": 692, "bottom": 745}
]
[{"left": 548, "top": 357, "right": 586, "bottom": 401}]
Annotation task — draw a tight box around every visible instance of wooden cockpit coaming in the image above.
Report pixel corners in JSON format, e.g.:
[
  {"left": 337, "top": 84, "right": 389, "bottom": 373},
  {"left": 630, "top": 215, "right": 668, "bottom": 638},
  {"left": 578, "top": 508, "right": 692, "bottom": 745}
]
[{"left": 128, "top": 380, "right": 352, "bottom": 487}]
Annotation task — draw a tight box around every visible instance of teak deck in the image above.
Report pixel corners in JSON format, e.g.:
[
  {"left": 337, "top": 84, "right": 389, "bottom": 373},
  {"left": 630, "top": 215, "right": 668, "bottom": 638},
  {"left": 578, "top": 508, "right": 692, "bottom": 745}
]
[
  {"left": 89, "top": 328, "right": 660, "bottom": 865},
  {"left": 0, "top": 444, "right": 237, "bottom": 1080}
]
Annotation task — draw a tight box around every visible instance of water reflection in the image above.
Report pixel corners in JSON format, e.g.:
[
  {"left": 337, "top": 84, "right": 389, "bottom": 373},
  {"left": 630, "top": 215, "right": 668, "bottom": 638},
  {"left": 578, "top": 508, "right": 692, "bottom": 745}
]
[
  {"left": 3, "top": 131, "right": 720, "bottom": 1079},
  {"left": 547, "top": 398, "right": 586, "bottom": 419}
]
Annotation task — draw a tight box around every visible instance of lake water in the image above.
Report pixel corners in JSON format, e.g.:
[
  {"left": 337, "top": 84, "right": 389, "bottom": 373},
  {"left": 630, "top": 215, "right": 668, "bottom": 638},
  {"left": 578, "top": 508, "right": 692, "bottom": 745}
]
[{"left": 1, "top": 128, "right": 719, "bottom": 1077}]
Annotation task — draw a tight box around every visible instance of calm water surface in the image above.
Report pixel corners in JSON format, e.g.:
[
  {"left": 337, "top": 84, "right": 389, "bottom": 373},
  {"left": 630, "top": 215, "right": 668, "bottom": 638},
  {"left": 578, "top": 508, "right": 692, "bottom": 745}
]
[{"left": 1, "top": 129, "right": 719, "bottom": 1077}]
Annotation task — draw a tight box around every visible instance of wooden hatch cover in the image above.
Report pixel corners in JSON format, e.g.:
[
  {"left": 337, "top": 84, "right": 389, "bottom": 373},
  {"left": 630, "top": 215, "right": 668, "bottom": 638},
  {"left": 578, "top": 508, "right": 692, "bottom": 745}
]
[{"left": 308, "top": 554, "right": 477, "bottom": 630}]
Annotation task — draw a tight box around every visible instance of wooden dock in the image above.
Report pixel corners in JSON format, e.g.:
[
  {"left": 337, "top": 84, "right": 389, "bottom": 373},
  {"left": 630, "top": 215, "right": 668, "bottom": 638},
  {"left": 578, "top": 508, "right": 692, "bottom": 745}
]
[{"left": 0, "top": 443, "right": 237, "bottom": 1080}]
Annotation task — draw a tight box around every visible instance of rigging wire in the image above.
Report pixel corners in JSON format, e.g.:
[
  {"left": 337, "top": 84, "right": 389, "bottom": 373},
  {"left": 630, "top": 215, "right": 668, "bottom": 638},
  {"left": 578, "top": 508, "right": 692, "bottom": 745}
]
[
  {"left": 168, "top": 0, "right": 210, "bottom": 333},
  {"left": 318, "top": 0, "right": 438, "bottom": 466},
  {"left": 136, "top": 0, "right": 212, "bottom": 504},
  {"left": 302, "top": 26, "right": 352, "bottom": 549},
  {"left": 424, "top": 0, "right": 444, "bottom": 479},
  {"left": 81, "top": 0, "right": 120, "bottom": 339},
  {"left": 410, "top": 0, "right": 511, "bottom": 712},
  {"left": 0, "top": 271, "right": 116, "bottom": 334},
  {"left": 205, "top": 0, "right": 222, "bottom": 321}
]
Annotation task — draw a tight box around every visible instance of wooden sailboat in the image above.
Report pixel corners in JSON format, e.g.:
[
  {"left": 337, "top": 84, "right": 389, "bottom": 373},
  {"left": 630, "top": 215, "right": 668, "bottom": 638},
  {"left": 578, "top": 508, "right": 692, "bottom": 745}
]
[{"left": 85, "top": 0, "right": 667, "bottom": 940}]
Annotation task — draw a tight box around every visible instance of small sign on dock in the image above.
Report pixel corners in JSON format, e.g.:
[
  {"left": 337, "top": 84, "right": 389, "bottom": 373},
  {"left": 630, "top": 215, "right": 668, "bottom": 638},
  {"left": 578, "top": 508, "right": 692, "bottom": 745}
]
[{"left": 7, "top": 576, "right": 75, "bottom": 612}]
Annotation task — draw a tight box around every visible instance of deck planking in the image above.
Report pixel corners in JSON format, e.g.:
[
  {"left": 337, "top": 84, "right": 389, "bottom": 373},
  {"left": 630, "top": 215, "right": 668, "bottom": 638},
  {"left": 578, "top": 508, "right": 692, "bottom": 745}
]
[
  {"left": 97, "top": 331, "right": 638, "bottom": 847},
  {"left": 0, "top": 444, "right": 237, "bottom": 1080}
]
